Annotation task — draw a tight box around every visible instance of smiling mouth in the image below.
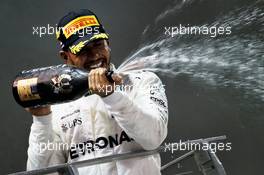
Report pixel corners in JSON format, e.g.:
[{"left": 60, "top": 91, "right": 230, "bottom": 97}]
[{"left": 84, "top": 58, "right": 106, "bottom": 70}]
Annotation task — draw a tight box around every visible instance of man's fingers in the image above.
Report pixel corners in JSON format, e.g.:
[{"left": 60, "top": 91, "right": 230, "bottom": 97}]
[
  {"left": 93, "top": 68, "right": 103, "bottom": 91},
  {"left": 88, "top": 71, "right": 92, "bottom": 91},
  {"left": 89, "top": 69, "right": 96, "bottom": 91},
  {"left": 99, "top": 68, "right": 107, "bottom": 84},
  {"left": 88, "top": 68, "right": 118, "bottom": 96},
  {"left": 112, "top": 74, "right": 123, "bottom": 84},
  {"left": 25, "top": 106, "right": 51, "bottom": 116}
]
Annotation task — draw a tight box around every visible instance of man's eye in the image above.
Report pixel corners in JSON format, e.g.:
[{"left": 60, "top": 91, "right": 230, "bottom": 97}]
[
  {"left": 93, "top": 41, "right": 104, "bottom": 47},
  {"left": 94, "top": 43, "right": 101, "bottom": 47},
  {"left": 77, "top": 49, "right": 87, "bottom": 56},
  {"left": 76, "top": 40, "right": 104, "bottom": 55}
]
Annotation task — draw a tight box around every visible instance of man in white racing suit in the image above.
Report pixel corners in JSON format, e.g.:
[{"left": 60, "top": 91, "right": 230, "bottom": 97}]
[{"left": 26, "top": 9, "right": 168, "bottom": 175}]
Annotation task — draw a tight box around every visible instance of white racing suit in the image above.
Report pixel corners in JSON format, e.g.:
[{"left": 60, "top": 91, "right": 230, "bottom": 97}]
[{"left": 27, "top": 70, "right": 168, "bottom": 175}]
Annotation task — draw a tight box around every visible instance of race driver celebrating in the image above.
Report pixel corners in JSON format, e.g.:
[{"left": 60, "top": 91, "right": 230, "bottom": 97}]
[{"left": 26, "top": 9, "right": 168, "bottom": 175}]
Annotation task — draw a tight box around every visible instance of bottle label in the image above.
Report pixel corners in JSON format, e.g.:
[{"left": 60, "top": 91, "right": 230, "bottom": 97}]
[
  {"left": 51, "top": 73, "right": 73, "bottom": 94},
  {"left": 17, "top": 78, "right": 40, "bottom": 101}
]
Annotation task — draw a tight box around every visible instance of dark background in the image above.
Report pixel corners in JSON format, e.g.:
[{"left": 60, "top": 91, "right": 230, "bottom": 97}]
[{"left": 0, "top": 0, "right": 263, "bottom": 174}]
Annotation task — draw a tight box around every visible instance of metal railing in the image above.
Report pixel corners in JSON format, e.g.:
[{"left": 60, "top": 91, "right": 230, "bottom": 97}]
[{"left": 9, "top": 135, "right": 227, "bottom": 175}]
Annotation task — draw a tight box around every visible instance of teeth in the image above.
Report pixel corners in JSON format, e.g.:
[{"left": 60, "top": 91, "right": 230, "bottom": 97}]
[{"left": 90, "top": 61, "right": 103, "bottom": 68}]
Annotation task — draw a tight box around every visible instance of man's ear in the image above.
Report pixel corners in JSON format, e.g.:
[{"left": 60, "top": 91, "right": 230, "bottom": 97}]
[
  {"left": 106, "top": 40, "right": 111, "bottom": 52},
  {"left": 59, "top": 51, "right": 68, "bottom": 62}
]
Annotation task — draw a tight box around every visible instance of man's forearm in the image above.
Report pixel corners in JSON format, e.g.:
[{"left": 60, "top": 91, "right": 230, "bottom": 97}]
[{"left": 103, "top": 91, "right": 168, "bottom": 150}]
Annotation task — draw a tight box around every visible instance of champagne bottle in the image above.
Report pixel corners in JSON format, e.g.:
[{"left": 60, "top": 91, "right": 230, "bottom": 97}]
[{"left": 12, "top": 64, "right": 114, "bottom": 108}]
